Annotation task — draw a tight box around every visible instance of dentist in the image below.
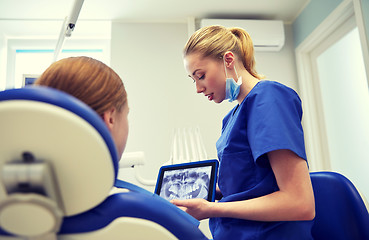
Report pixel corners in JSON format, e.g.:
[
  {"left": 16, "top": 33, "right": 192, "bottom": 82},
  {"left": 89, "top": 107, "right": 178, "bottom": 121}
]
[{"left": 171, "top": 25, "right": 315, "bottom": 240}]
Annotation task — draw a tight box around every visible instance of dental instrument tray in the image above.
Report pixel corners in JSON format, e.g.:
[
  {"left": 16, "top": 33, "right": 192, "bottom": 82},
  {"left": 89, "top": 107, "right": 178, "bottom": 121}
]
[{"left": 155, "top": 160, "right": 218, "bottom": 202}]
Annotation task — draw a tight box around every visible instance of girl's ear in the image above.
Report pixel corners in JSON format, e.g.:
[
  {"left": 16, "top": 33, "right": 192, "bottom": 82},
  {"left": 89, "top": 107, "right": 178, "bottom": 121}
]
[
  {"left": 102, "top": 108, "right": 116, "bottom": 131},
  {"left": 223, "top": 51, "right": 235, "bottom": 68}
]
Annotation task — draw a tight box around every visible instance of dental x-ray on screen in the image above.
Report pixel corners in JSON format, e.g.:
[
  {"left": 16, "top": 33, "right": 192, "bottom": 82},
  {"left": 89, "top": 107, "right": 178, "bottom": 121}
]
[{"left": 155, "top": 160, "right": 218, "bottom": 202}]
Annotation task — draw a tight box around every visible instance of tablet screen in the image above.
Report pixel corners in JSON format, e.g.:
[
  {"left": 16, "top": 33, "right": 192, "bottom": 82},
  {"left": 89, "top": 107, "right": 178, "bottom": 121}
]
[{"left": 155, "top": 160, "right": 218, "bottom": 202}]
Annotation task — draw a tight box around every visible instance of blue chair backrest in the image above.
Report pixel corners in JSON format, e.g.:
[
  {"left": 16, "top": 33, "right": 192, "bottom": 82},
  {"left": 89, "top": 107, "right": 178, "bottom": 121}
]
[{"left": 310, "top": 171, "right": 369, "bottom": 240}]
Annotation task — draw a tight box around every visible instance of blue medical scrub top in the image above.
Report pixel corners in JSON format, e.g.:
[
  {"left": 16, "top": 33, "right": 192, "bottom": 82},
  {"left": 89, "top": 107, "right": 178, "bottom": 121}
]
[{"left": 209, "top": 81, "right": 314, "bottom": 240}]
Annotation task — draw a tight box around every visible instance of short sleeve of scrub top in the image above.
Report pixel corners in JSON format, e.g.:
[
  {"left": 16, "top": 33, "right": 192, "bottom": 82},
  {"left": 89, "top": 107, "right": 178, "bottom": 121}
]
[{"left": 246, "top": 81, "right": 307, "bottom": 167}]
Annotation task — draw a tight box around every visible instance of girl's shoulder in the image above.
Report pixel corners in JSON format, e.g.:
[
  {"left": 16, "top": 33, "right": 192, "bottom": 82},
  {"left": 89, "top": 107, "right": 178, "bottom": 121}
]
[{"left": 246, "top": 80, "right": 300, "bottom": 102}]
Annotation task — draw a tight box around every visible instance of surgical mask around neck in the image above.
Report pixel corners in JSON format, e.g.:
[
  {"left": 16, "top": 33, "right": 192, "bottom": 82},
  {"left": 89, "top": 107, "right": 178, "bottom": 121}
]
[{"left": 224, "top": 61, "right": 242, "bottom": 102}]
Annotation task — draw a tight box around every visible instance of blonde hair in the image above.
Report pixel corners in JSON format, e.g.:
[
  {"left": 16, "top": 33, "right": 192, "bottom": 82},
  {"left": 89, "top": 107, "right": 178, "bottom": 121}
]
[
  {"left": 35, "top": 56, "right": 127, "bottom": 116},
  {"left": 183, "top": 25, "right": 264, "bottom": 79}
]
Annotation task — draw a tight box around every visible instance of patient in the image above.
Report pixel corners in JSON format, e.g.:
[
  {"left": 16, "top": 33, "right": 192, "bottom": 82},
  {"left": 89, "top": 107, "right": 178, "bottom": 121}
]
[
  {"left": 35, "top": 56, "right": 129, "bottom": 158},
  {"left": 19, "top": 57, "right": 206, "bottom": 239}
]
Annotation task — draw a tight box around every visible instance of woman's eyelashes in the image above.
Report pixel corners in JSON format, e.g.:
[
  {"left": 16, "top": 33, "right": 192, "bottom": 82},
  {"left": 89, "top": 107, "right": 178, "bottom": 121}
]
[{"left": 192, "top": 74, "right": 205, "bottom": 83}]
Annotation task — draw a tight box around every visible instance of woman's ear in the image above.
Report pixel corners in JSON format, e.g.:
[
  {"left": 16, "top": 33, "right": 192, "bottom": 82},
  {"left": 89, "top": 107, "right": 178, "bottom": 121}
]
[
  {"left": 102, "top": 108, "right": 116, "bottom": 131},
  {"left": 223, "top": 51, "right": 235, "bottom": 68}
]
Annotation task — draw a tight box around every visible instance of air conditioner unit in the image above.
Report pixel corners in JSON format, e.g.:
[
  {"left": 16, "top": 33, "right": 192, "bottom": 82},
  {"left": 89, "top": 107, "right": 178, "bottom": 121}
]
[{"left": 200, "top": 19, "right": 285, "bottom": 52}]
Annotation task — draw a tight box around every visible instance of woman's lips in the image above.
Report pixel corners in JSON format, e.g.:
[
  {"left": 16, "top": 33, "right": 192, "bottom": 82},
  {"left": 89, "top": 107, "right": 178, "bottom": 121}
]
[{"left": 206, "top": 94, "right": 213, "bottom": 101}]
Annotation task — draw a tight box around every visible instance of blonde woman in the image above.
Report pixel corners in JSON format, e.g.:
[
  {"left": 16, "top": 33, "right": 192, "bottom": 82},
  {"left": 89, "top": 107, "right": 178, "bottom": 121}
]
[{"left": 172, "top": 26, "right": 315, "bottom": 240}]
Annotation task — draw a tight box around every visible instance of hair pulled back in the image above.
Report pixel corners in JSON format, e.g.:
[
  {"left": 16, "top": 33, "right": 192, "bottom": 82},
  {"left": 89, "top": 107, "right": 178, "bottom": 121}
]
[{"left": 183, "top": 25, "right": 263, "bottom": 79}]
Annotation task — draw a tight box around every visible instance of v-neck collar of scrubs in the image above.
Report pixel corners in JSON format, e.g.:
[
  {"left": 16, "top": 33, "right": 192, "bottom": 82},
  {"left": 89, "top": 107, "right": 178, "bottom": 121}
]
[{"left": 232, "top": 80, "right": 263, "bottom": 116}]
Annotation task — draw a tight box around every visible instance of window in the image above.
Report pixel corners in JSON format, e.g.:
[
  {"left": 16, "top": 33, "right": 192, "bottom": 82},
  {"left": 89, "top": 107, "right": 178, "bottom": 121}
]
[
  {"left": 1, "top": 20, "right": 111, "bottom": 90},
  {"left": 14, "top": 48, "right": 107, "bottom": 88}
]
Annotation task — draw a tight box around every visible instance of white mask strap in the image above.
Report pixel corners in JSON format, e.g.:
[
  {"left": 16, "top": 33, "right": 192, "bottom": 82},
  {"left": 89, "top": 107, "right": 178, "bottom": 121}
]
[
  {"left": 223, "top": 58, "right": 240, "bottom": 81},
  {"left": 223, "top": 59, "right": 229, "bottom": 79}
]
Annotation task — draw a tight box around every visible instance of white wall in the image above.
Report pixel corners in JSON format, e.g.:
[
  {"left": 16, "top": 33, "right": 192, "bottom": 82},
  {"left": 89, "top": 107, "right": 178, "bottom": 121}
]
[
  {"left": 111, "top": 22, "right": 231, "bottom": 189},
  {"left": 0, "top": 36, "right": 6, "bottom": 91},
  {"left": 111, "top": 22, "right": 300, "bottom": 190},
  {"left": 256, "top": 24, "right": 299, "bottom": 92}
]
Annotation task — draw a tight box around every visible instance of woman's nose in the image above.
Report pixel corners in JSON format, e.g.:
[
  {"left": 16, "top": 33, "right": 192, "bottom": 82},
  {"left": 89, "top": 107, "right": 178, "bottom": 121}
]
[{"left": 196, "top": 82, "right": 205, "bottom": 93}]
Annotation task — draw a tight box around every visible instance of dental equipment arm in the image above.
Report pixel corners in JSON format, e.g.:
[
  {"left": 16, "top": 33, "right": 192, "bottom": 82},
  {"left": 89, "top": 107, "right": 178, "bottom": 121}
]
[{"left": 53, "top": 0, "right": 84, "bottom": 62}]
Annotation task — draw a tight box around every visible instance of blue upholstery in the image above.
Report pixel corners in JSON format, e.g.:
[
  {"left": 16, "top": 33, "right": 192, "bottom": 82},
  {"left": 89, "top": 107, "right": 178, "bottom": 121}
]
[
  {"left": 59, "top": 191, "right": 206, "bottom": 239},
  {"left": 0, "top": 86, "right": 208, "bottom": 240},
  {"left": 310, "top": 171, "right": 369, "bottom": 240}
]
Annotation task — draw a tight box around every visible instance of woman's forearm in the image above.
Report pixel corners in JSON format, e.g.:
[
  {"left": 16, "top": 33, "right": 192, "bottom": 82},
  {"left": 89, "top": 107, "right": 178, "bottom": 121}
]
[{"left": 208, "top": 189, "right": 315, "bottom": 221}]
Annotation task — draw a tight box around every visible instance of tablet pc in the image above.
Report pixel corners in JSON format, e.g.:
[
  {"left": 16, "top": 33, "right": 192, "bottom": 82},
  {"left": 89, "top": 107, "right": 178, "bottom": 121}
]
[{"left": 155, "top": 159, "right": 218, "bottom": 202}]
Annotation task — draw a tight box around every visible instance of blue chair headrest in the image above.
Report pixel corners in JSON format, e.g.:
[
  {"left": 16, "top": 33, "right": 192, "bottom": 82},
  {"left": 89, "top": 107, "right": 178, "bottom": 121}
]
[{"left": 0, "top": 86, "right": 119, "bottom": 216}]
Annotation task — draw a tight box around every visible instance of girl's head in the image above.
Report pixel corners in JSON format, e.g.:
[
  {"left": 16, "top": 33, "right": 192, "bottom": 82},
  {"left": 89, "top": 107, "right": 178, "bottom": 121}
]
[
  {"left": 35, "top": 56, "right": 129, "bottom": 157},
  {"left": 35, "top": 56, "right": 127, "bottom": 116},
  {"left": 183, "top": 25, "right": 263, "bottom": 80}
]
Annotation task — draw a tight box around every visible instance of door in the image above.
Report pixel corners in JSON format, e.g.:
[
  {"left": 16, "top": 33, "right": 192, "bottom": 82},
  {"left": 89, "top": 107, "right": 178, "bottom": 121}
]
[{"left": 310, "top": 15, "right": 369, "bottom": 201}]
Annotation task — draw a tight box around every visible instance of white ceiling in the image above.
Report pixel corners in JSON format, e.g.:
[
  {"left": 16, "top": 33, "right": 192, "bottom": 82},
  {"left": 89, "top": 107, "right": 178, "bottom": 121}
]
[{"left": 0, "top": 0, "right": 309, "bottom": 23}]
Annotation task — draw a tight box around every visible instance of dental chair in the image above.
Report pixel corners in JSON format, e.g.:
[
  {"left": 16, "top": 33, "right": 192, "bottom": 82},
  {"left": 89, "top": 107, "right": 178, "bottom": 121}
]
[{"left": 0, "top": 86, "right": 208, "bottom": 240}]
